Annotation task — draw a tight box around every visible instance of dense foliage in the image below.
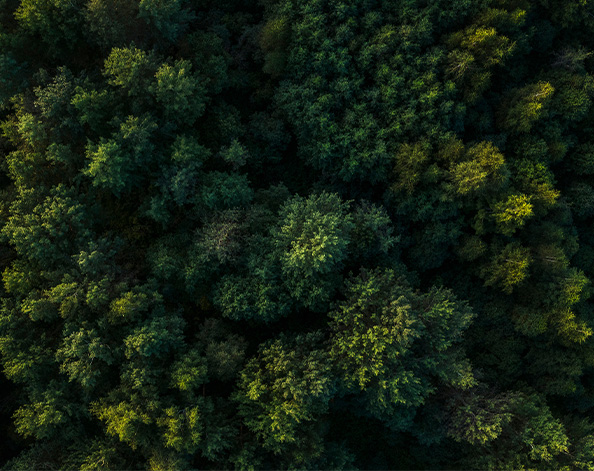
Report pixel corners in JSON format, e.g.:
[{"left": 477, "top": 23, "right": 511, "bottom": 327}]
[{"left": 2, "top": 0, "right": 594, "bottom": 468}]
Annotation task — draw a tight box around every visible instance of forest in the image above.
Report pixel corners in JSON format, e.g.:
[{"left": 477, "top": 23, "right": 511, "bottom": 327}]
[{"left": 2, "top": 0, "right": 594, "bottom": 469}]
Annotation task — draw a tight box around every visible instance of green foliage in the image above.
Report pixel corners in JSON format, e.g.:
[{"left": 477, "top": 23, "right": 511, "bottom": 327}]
[
  {"left": 84, "top": 0, "right": 142, "bottom": 49},
  {"left": 449, "top": 141, "right": 507, "bottom": 195},
  {"left": 71, "top": 85, "right": 113, "bottom": 134},
  {"left": 138, "top": 0, "right": 194, "bottom": 43},
  {"left": 55, "top": 327, "right": 115, "bottom": 389},
  {"left": 150, "top": 59, "right": 206, "bottom": 126},
  {"left": 350, "top": 201, "right": 398, "bottom": 261},
  {"left": 482, "top": 243, "right": 533, "bottom": 294},
  {"left": 14, "top": 0, "right": 84, "bottom": 56},
  {"left": 492, "top": 193, "right": 534, "bottom": 235},
  {"left": 123, "top": 315, "right": 184, "bottom": 359},
  {"left": 2, "top": 0, "right": 594, "bottom": 468},
  {"left": 1, "top": 185, "right": 91, "bottom": 266},
  {"left": 447, "top": 390, "right": 518, "bottom": 445},
  {"left": 446, "top": 17, "right": 517, "bottom": 102},
  {"left": 273, "top": 192, "right": 353, "bottom": 310},
  {"left": 260, "top": 16, "right": 290, "bottom": 76},
  {"left": 158, "top": 405, "right": 202, "bottom": 453},
  {"left": 91, "top": 400, "right": 153, "bottom": 450},
  {"left": 83, "top": 115, "right": 157, "bottom": 195},
  {"left": 103, "top": 46, "right": 159, "bottom": 95},
  {"left": 329, "top": 269, "right": 475, "bottom": 430},
  {"left": 234, "top": 332, "right": 334, "bottom": 459},
  {"left": 499, "top": 81, "right": 555, "bottom": 133},
  {"left": 0, "top": 53, "right": 27, "bottom": 108},
  {"left": 169, "top": 349, "right": 207, "bottom": 392},
  {"left": 214, "top": 274, "right": 292, "bottom": 323},
  {"left": 391, "top": 142, "right": 431, "bottom": 194}
]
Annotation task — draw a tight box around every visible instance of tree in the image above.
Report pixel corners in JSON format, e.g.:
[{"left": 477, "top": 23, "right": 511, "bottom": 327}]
[
  {"left": 14, "top": 0, "right": 85, "bottom": 57},
  {"left": 103, "top": 46, "right": 159, "bottom": 97},
  {"left": 150, "top": 59, "right": 207, "bottom": 127},
  {"left": 448, "top": 141, "right": 507, "bottom": 196},
  {"left": 499, "top": 82, "right": 555, "bottom": 133},
  {"left": 138, "top": 0, "right": 195, "bottom": 44},
  {"left": 84, "top": 0, "right": 143, "bottom": 49},
  {"left": 1, "top": 185, "right": 92, "bottom": 267},
  {"left": 492, "top": 193, "right": 534, "bottom": 236},
  {"left": 446, "top": 21, "right": 516, "bottom": 102},
  {"left": 83, "top": 115, "right": 157, "bottom": 196},
  {"left": 272, "top": 192, "right": 354, "bottom": 310},
  {"left": 482, "top": 243, "right": 532, "bottom": 294},
  {"left": 329, "top": 268, "right": 475, "bottom": 431},
  {"left": 234, "top": 332, "right": 334, "bottom": 463},
  {"left": 460, "top": 393, "right": 572, "bottom": 469}
]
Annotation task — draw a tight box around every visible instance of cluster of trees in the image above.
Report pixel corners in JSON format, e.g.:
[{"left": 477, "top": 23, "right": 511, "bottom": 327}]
[{"left": 2, "top": 0, "right": 594, "bottom": 468}]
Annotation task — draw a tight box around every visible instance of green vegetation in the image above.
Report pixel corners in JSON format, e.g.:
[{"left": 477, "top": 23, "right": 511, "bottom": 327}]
[{"left": 2, "top": 0, "right": 594, "bottom": 469}]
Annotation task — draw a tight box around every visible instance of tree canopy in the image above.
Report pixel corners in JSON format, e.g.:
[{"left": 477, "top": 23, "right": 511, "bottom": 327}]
[{"left": 2, "top": 0, "right": 594, "bottom": 469}]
